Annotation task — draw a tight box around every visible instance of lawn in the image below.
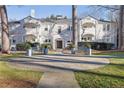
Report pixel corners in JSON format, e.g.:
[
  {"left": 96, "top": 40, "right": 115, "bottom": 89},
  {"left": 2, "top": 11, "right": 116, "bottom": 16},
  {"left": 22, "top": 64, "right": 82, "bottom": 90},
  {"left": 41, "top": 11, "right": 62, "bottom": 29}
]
[
  {"left": 94, "top": 51, "right": 124, "bottom": 56},
  {"left": 0, "top": 54, "right": 42, "bottom": 88},
  {"left": 75, "top": 52, "right": 124, "bottom": 88}
]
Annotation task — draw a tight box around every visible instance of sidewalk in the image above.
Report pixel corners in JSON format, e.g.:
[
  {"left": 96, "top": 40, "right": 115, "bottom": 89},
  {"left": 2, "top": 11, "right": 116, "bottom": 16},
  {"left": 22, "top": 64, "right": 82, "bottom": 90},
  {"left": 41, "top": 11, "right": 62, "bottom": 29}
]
[{"left": 37, "top": 72, "right": 80, "bottom": 88}]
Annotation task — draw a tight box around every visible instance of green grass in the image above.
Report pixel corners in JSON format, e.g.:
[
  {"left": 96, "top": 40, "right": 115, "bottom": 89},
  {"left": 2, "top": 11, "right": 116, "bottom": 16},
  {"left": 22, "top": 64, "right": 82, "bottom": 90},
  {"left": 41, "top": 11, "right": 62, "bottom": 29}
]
[
  {"left": 0, "top": 54, "right": 42, "bottom": 87},
  {"left": 94, "top": 51, "right": 124, "bottom": 56},
  {"left": 75, "top": 52, "right": 124, "bottom": 88}
]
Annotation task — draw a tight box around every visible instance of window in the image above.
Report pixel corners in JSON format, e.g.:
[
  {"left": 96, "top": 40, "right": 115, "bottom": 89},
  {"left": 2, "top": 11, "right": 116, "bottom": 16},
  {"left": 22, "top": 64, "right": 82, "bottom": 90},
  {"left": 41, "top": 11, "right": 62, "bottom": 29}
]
[
  {"left": 103, "top": 24, "right": 106, "bottom": 31},
  {"left": 107, "top": 24, "right": 110, "bottom": 31},
  {"left": 45, "top": 39, "right": 47, "bottom": 42},
  {"left": 82, "top": 29, "right": 85, "bottom": 33},
  {"left": 83, "top": 26, "right": 87, "bottom": 28},
  {"left": 67, "top": 26, "right": 70, "bottom": 30},
  {"left": 32, "top": 26, "right": 36, "bottom": 28},
  {"left": 88, "top": 37, "right": 90, "bottom": 40},
  {"left": 71, "top": 26, "right": 73, "bottom": 31},
  {"left": 107, "top": 39, "right": 109, "bottom": 42},
  {"left": 45, "top": 39, "right": 51, "bottom": 42},
  {"left": 45, "top": 27, "right": 48, "bottom": 31},
  {"left": 67, "top": 41, "right": 71, "bottom": 42},
  {"left": 48, "top": 39, "right": 51, "bottom": 42},
  {"left": 82, "top": 37, "right": 86, "bottom": 41},
  {"left": 13, "top": 40, "right": 16, "bottom": 43},
  {"left": 58, "top": 26, "right": 62, "bottom": 34},
  {"left": 84, "top": 38, "right": 86, "bottom": 41},
  {"left": 67, "top": 26, "right": 72, "bottom": 31},
  {"left": 88, "top": 37, "right": 92, "bottom": 41}
]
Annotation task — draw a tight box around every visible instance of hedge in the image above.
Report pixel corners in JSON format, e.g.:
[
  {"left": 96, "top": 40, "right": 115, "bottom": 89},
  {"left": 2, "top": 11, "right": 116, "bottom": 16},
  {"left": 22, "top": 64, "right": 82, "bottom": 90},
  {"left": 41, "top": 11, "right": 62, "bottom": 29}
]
[{"left": 78, "top": 42, "right": 114, "bottom": 50}]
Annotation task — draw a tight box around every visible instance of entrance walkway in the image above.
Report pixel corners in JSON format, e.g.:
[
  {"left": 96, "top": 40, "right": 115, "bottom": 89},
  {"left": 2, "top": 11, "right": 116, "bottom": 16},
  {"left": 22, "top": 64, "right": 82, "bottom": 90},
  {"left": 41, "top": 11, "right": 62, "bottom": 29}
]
[
  {"left": 37, "top": 72, "right": 80, "bottom": 88},
  {"left": 7, "top": 54, "right": 110, "bottom": 88}
]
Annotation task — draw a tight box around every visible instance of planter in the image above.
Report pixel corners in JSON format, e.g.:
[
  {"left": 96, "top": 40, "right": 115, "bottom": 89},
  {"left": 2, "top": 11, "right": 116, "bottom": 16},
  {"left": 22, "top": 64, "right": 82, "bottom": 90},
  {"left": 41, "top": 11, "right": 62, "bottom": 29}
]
[
  {"left": 88, "top": 48, "right": 92, "bottom": 56},
  {"left": 43, "top": 48, "right": 48, "bottom": 55},
  {"left": 84, "top": 48, "right": 92, "bottom": 56},
  {"left": 26, "top": 49, "right": 32, "bottom": 56},
  {"left": 71, "top": 48, "right": 76, "bottom": 54}
]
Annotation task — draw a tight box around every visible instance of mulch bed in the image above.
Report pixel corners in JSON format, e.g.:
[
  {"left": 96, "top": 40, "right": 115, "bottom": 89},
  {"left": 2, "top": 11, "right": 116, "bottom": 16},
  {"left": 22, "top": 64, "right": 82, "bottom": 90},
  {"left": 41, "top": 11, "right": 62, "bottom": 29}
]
[{"left": 0, "top": 79, "right": 37, "bottom": 88}]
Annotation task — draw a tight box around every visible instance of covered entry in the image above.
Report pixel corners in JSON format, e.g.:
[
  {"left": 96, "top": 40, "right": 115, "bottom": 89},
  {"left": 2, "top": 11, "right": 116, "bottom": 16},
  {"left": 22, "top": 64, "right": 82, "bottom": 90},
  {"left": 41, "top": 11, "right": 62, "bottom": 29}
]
[{"left": 56, "top": 40, "right": 63, "bottom": 49}]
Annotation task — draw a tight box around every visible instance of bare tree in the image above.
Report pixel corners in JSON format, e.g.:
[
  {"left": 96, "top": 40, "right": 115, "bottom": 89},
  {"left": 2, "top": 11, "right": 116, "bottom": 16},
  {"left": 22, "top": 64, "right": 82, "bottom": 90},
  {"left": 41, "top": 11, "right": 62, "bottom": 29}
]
[{"left": 0, "top": 5, "right": 10, "bottom": 54}]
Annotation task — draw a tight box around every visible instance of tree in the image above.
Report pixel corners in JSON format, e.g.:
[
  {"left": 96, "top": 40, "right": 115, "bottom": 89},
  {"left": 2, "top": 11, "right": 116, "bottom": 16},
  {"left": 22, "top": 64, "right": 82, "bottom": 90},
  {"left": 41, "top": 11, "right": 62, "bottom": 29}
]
[
  {"left": 0, "top": 5, "right": 10, "bottom": 54},
  {"left": 64, "top": 16, "right": 67, "bottom": 19},
  {"left": 72, "top": 5, "right": 78, "bottom": 49},
  {"left": 118, "top": 5, "right": 124, "bottom": 50},
  {"left": 50, "top": 14, "right": 55, "bottom": 19},
  {"left": 83, "top": 6, "right": 124, "bottom": 50}
]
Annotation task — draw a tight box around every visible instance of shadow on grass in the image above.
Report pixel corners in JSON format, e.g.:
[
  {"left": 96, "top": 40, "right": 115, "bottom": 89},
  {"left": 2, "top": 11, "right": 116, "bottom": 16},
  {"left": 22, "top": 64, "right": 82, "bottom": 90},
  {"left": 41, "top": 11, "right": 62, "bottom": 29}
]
[
  {"left": 7, "top": 56, "right": 109, "bottom": 66},
  {"left": 6, "top": 59, "right": 124, "bottom": 80},
  {"left": 75, "top": 70, "right": 124, "bottom": 80},
  {"left": 1, "top": 54, "right": 124, "bottom": 80}
]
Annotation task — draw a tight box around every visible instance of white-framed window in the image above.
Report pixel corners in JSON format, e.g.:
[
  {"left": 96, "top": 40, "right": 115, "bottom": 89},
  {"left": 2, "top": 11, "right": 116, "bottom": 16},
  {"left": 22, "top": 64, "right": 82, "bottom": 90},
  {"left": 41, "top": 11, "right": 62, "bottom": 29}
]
[
  {"left": 103, "top": 24, "right": 106, "bottom": 31},
  {"left": 107, "top": 24, "right": 110, "bottom": 31},
  {"left": 45, "top": 39, "right": 51, "bottom": 43},
  {"left": 13, "top": 40, "right": 16, "bottom": 43},
  {"left": 82, "top": 37, "right": 87, "bottom": 41},
  {"left": 67, "top": 25, "right": 72, "bottom": 31},
  {"left": 58, "top": 26, "right": 62, "bottom": 34}
]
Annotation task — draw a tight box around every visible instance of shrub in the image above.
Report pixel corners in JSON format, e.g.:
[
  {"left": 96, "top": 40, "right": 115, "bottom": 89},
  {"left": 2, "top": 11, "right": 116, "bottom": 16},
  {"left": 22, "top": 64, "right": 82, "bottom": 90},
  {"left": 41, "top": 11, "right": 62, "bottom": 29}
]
[
  {"left": 83, "top": 42, "right": 91, "bottom": 48},
  {"left": 40, "top": 43, "right": 52, "bottom": 49},
  {"left": 66, "top": 44, "right": 75, "bottom": 50},
  {"left": 32, "top": 42, "right": 40, "bottom": 47},
  {"left": 78, "top": 42, "right": 114, "bottom": 50},
  {"left": 24, "top": 43, "right": 31, "bottom": 50},
  {"left": 16, "top": 43, "right": 25, "bottom": 51},
  {"left": 16, "top": 42, "right": 32, "bottom": 51}
]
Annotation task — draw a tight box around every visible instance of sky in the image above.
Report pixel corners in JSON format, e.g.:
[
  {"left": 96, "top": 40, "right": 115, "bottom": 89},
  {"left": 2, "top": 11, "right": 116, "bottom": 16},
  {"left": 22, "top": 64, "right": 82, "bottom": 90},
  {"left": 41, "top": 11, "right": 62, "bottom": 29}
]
[{"left": 6, "top": 5, "right": 109, "bottom": 21}]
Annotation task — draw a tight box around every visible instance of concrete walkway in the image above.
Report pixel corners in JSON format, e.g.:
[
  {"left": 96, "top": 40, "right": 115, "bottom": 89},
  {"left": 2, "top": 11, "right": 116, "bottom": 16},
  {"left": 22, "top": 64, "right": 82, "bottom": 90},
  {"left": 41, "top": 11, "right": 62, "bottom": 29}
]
[
  {"left": 7, "top": 54, "right": 110, "bottom": 88},
  {"left": 37, "top": 72, "right": 80, "bottom": 88}
]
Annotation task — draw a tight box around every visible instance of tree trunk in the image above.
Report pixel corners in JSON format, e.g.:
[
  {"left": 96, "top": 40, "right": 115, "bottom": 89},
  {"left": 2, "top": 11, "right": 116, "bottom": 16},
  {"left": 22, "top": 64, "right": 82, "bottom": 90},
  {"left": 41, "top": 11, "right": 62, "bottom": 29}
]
[
  {"left": 118, "top": 5, "right": 124, "bottom": 51},
  {"left": 72, "top": 5, "right": 78, "bottom": 49},
  {"left": 0, "top": 5, "right": 10, "bottom": 54}
]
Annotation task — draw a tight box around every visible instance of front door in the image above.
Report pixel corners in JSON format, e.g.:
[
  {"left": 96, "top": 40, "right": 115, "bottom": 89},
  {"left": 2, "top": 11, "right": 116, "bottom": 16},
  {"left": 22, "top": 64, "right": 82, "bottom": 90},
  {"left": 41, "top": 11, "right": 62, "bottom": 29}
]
[{"left": 56, "top": 40, "right": 63, "bottom": 49}]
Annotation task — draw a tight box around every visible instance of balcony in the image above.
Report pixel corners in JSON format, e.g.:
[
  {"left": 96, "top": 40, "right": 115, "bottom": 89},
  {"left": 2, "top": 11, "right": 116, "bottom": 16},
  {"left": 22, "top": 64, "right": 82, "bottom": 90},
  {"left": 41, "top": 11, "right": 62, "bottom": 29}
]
[
  {"left": 81, "top": 34, "right": 94, "bottom": 42},
  {"left": 24, "top": 34, "right": 36, "bottom": 43},
  {"left": 82, "top": 22, "right": 95, "bottom": 28},
  {"left": 23, "top": 22, "right": 40, "bottom": 29}
]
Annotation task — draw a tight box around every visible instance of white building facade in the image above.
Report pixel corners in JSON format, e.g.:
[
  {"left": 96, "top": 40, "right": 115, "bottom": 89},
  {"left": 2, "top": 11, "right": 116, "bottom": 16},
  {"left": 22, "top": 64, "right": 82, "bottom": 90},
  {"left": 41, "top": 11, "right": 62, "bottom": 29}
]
[
  {"left": 78, "top": 16, "right": 117, "bottom": 47},
  {"left": 0, "top": 15, "right": 117, "bottom": 50}
]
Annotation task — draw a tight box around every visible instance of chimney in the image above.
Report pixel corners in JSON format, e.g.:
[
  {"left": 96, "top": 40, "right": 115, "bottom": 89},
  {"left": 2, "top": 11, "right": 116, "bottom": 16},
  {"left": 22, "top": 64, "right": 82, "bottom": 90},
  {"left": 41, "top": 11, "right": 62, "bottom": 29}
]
[{"left": 30, "top": 9, "right": 35, "bottom": 17}]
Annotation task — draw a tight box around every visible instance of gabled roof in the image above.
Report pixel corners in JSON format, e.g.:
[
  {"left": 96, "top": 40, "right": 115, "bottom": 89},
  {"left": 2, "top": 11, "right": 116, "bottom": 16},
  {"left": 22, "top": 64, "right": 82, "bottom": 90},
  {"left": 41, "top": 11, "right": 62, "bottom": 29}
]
[
  {"left": 80, "top": 15, "right": 99, "bottom": 20},
  {"left": 9, "top": 21, "right": 21, "bottom": 24},
  {"left": 20, "top": 16, "right": 41, "bottom": 21},
  {"left": 80, "top": 15, "right": 114, "bottom": 23}
]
